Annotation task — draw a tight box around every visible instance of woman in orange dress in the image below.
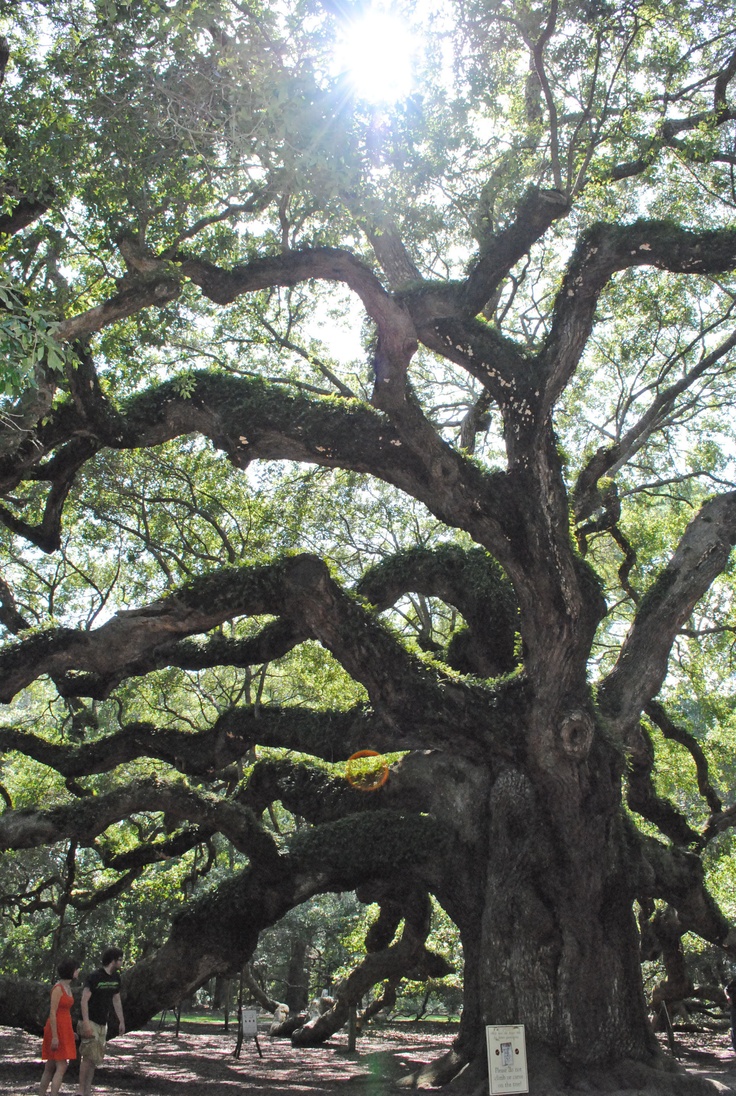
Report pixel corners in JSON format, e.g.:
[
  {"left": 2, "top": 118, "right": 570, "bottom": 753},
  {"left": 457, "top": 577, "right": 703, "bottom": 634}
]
[{"left": 40, "top": 957, "right": 80, "bottom": 1096}]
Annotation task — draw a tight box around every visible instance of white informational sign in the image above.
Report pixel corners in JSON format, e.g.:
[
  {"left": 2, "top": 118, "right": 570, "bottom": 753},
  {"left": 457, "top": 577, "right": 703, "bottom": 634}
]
[
  {"left": 241, "top": 1008, "right": 258, "bottom": 1035},
  {"left": 485, "top": 1024, "right": 529, "bottom": 1095}
]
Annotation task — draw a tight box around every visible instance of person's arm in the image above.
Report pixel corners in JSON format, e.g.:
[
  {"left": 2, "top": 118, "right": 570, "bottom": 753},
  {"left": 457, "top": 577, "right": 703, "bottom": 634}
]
[
  {"left": 112, "top": 991, "right": 125, "bottom": 1036},
  {"left": 48, "top": 984, "right": 63, "bottom": 1048},
  {"left": 80, "top": 985, "right": 93, "bottom": 1037}
]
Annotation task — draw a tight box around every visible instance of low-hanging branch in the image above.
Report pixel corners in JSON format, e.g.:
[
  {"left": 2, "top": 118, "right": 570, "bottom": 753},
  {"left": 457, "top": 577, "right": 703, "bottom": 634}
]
[
  {"left": 113, "top": 810, "right": 454, "bottom": 1030},
  {"left": 0, "top": 705, "right": 385, "bottom": 778},
  {"left": 0, "top": 776, "right": 280, "bottom": 864},
  {"left": 291, "top": 884, "right": 445, "bottom": 1047},
  {"left": 0, "top": 554, "right": 523, "bottom": 758},
  {"left": 636, "top": 833, "right": 736, "bottom": 950}
]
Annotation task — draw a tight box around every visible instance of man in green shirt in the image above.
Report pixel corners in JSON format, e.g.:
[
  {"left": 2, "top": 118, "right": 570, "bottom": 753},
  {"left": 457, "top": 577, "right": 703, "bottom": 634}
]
[{"left": 77, "top": 947, "right": 125, "bottom": 1096}]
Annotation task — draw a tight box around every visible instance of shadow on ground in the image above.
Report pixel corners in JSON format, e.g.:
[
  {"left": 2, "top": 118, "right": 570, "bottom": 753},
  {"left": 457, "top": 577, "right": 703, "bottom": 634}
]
[
  {"left": 1, "top": 1021, "right": 735, "bottom": 1095},
  {"left": 0, "top": 1020, "right": 456, "bottom": 1095}
]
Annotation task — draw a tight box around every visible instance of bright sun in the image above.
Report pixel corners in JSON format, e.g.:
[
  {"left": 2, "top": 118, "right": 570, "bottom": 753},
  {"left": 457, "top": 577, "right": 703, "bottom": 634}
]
[{"left": 333, "top": 7, "right": 416, "bottom": 104}]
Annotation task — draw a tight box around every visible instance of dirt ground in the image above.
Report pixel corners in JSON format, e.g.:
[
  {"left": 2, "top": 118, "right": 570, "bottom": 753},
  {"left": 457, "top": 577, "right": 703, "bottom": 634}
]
[{"left": 1, "top": 1020, "right": 736, "bottom": 1095}]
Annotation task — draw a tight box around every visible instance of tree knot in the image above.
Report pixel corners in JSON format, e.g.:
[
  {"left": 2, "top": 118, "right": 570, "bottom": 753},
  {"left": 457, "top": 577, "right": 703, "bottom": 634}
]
[
  {"left": 560, "top": 710, "right": 594, "bottom": 759},
  {"left": 283, "top": 554, "right": 333, "bottom": 596}
]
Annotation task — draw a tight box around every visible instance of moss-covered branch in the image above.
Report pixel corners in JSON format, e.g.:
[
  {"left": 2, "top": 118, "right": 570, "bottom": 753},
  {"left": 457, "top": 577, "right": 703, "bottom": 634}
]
[
  {"left": 357, "top": 544, "right": 518, "bottom": 678},
  {"left": 0, "top": 776, "right": 279, "bottom": 864},
  {"left": 108, "top": 811, "right": 452, "bottom": 1033},
  {"left": 636, "top": 832, "right": 735, "bottom": 949},
  {"left": 0, "top": 369, "right": 517, "bottom": 572},
  {"left": 0, "top": 554, "right": 526, "bottom": 760},
  {"left": 0, "top": 706, "right": 383, "bottom": 780}
]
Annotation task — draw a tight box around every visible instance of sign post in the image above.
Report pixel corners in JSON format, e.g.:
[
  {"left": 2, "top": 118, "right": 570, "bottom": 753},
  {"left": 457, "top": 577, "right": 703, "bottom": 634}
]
[
  {"left": 485, "top": 1024, "right": 528, "bottom": 1095},
  {"left": 236, "top": 1007, "right": 263, "bottom": 1059}
]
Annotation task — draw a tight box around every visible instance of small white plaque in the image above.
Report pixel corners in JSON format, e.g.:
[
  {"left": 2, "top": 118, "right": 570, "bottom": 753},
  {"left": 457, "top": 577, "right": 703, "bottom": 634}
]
[
  {"left": 241, "top": 1008, "right": 258, "bottom": 1035},
  {"left": 486, "top": 1024, "right": 528, "bottom": 1095}
]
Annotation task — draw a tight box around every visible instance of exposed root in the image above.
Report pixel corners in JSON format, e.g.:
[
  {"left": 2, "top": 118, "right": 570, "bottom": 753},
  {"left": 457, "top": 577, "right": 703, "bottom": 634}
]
[
  {"left": 558, "top": 1057, "right": 731, "bottom": 1095},
  {"left": 395, "top": 1046, "right": 472, "bottom": 1088},
  {"left": 394, "top": 1046, "right": 732, "bottom": 1095}
]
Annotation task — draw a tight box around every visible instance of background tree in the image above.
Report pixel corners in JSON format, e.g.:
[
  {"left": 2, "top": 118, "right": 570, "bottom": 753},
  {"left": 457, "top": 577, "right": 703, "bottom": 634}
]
[{"left": 1, "top": 0, "right": 736, "bottom": 1092}]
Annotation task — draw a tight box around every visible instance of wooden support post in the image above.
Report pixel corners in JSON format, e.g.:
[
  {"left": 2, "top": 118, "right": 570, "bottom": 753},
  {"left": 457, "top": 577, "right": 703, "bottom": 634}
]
[
  {"left": 233, "top": 968, "right": 245, "bottom": 1059},
  {"left": 348, "top": 1004, "right": 357, "bottom": 1052},
  {"left": 660, "top": 1002, "right": 679, "bottom": 1059}
]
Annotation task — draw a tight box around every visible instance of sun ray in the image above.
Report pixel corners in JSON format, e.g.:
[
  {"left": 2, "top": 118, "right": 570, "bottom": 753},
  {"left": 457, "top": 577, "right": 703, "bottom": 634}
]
[{"left": 333, "top": 6, "right": 416, "bottom": 104}]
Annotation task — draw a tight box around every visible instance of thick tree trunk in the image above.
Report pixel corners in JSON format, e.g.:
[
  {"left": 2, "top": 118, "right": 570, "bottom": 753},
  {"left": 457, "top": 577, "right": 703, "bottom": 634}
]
[
  {"left": 0, "top": 727, "right": 726, "bottom": 1096},
  {"left": 480, "top": 766, "right": 656, "bottom": 1070},
  {"left": 415, "top": 753, "right": 723, "bottom": 1094},
  {"left": 284, "top": 935, "right": 310, "bottom": 1014}
]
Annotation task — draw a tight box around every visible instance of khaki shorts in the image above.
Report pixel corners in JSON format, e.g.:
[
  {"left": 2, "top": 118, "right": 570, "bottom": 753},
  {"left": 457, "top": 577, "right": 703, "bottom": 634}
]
[{"left": 77, "top": 1020, "right": 107, "bottom": 1064}]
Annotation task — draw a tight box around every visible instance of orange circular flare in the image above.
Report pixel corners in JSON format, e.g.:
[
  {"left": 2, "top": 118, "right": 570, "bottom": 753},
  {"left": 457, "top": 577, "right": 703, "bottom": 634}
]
[{"left": 345, "top": 750, "right": 389, "bottom": 792}]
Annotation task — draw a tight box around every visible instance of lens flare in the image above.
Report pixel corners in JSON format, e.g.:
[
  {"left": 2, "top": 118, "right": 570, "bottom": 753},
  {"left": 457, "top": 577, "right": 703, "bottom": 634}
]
[
  {"left": 345, "top": 750, "right": 389, "bottom": 791},
  {"left": 334, "top": 8, "right": 416, "bottom": 103}
]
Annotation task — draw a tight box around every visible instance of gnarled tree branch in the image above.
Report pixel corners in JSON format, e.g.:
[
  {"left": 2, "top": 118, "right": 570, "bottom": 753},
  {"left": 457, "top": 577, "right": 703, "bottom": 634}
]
[{"left": 598, "top": 491, "right": 736, "bottom": 737}]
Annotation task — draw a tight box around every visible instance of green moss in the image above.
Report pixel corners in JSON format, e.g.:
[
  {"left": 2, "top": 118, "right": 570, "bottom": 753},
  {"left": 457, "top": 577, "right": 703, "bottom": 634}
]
[{"left": 288, "top": 810, "right": 450, "bottom": 878}]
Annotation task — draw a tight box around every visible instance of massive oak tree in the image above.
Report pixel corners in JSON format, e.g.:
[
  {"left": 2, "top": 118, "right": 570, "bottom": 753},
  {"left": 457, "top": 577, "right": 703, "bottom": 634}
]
[{"left": 1, "top": 0, "right": 736, "bottom": 1091}]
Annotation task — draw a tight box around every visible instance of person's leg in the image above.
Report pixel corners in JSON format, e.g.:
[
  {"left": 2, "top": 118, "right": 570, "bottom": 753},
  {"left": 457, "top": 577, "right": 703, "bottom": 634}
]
[
  {"left": 78, "top": 1056, "right": 96, "bottom": 1096},
  {"left": 39, "top": 1060, "right": 56, "bottom": 1095},
  {"left": 48, "top": 1060, "right": 68, "bottom": 1096}
]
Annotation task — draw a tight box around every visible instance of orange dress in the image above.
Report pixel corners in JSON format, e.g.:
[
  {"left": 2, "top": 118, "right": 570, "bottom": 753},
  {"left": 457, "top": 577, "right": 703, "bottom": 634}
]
[{"left": 41, "top": 983, "right": 76, "bottom": 1060}]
